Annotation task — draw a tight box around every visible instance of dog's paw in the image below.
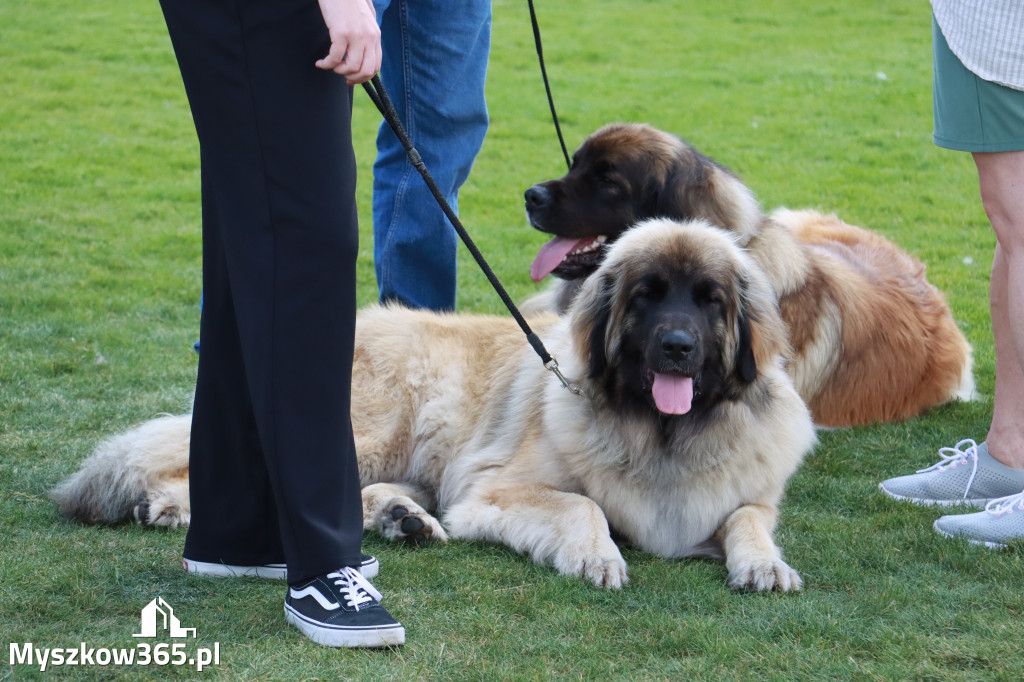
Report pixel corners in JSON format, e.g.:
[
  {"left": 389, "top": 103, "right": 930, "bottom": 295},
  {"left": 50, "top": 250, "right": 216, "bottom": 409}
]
[
  {"left": 380, "top": 502, "right": 448, "bottom": 546},
  {"left": 582, "top": 555, "right": 630, "bottom": 589},
  {"left": 133, "top": 493, "right": 190, "bottom": 528},
  {"left": 727, "top": 558, "right": 802, "bottom": 592},
  {"left": 554, "top": 541, "right": 629, "bottom": 589}
]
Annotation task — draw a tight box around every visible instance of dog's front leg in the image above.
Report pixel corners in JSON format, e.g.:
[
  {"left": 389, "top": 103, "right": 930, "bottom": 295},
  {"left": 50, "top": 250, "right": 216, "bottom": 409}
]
[
  {"left": 717, "top": 503, "right": 801, "bottom": 592},
  {"left": 361, "top": 482, "right": 448, "bottom": 545},
  {"left": 444, "top": 483, "right": 629, "bottom": 589}
]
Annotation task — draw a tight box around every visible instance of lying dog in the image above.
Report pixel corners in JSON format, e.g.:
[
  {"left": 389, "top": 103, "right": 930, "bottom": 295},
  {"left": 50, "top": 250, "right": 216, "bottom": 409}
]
[
  {"left": 523, "top": 123, "right": 974, "bottom": 427},
  {"left": 52, "top": 218, "right": 816, "bottom": 591}
]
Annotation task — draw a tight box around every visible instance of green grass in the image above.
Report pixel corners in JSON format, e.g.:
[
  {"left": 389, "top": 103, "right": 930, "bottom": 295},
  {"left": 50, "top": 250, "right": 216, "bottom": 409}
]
[{"left": 1, "top": 0, "right": 1019, "bottom": 679}]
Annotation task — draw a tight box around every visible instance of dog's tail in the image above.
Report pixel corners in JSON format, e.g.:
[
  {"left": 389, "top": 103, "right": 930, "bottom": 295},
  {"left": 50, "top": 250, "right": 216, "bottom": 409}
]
[{"left": 50, "top": 413, "right": 192, "bottom": 525}]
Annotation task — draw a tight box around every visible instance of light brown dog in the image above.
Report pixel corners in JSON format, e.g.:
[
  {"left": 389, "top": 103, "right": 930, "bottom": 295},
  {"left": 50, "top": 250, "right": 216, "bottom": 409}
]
[
  {"left": 52, "top": 219, "right": 816, "bottom": 591},
  {"left": 522, "top": 123, "right": 974, "bottom": 427}
]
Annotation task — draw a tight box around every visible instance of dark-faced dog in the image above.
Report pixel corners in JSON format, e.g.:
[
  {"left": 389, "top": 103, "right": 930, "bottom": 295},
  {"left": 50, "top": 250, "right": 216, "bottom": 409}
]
[
  {"left": 53, "top": 219, "right": 815, "bottom": 591},
  {"left": 521, "top": 123, "right": 974, "bottom": 427},
  {"left": 526, "top": 125, "right": 760, "bottom": 285}
]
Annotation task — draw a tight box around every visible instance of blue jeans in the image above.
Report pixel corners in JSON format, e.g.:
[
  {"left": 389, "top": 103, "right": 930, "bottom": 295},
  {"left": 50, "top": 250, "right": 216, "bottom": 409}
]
[{"left": 372, "top": 0, "right": 491, "bottom": 311}]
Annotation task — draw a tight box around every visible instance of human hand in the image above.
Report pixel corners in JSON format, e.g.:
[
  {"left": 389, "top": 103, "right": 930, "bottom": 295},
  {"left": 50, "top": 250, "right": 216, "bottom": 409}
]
[{"left": 316, "top": 0, "right": 381, "bottom": 85}]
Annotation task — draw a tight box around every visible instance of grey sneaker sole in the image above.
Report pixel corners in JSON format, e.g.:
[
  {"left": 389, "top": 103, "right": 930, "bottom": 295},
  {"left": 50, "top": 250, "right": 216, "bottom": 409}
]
[
  {"left": 933, "top": 519, "right": 1008, "bottom": 550},
  {"left": 285, "top": 605, "right": 405, "bottom": 648},
  {"left": 877, "top": 484, "right": 992, "bottom": 508}
]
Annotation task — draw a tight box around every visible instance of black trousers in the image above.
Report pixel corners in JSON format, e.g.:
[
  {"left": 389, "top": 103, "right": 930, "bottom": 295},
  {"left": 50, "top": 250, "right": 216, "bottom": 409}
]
[{"left": 160, "top": 0, "right": 364, "bottom": 585}]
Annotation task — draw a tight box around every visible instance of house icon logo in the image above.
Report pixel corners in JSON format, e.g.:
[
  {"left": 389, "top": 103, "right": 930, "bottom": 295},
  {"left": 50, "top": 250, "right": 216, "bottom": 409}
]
[{"left": 133, "top": 597, "right": 197, "bottom": 638}]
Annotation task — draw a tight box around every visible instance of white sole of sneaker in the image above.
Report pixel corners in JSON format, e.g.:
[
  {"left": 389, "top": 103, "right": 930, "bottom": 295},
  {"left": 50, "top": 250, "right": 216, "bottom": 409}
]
[
  {"left": 932, "top": 520, "right": 1008, "bottom": 550},
  {"left": 877, "top": 485, "right": 991, "bottom": 508},
  {"left": 359, "top": 557, "right": 379, "bottom": 580},
  {"left": 284, "top": 606, "right": 405, "bottom": 648},
  {"left": 182, "top": 557, "right": 379, "bottom": 580},
  {"left": 183, "top": 559, "right": 289, "bottom": 579}
]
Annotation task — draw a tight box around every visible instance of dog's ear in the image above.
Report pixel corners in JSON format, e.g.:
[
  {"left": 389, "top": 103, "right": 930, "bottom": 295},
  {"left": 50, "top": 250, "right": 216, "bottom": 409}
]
[
  {"left": 587, "top": 294, "right": 612, "bottom": 378},
  {"left": 657, "top": 147, "right": 761, "bottom": 245},
  {"left": 732, "top": 266, "right": 788, "bottom": 384},
  {"left": 735, "top": 312, "right": 758, "bottom": 383},
  {"left": 651, "top": 147, "right": 709, "bottom": 220},
  {"left": 639, "top": 171, "right": 666, "bottom": 219},
  {"left": 571, "top": 274, "right": 614, "bottom": 378}
]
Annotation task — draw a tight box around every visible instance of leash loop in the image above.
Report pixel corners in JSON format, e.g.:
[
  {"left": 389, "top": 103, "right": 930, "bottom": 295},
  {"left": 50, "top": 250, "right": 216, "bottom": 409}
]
[
  {"left": 361, "top": 75, "right": 582, "bottom": 397},
  {"left": 545, "top": 359, "right": 583, "bottom": 396}
]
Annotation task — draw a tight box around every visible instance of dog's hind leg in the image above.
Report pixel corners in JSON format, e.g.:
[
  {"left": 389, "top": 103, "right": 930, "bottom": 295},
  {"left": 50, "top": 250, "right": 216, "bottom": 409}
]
[
  {"left": 361, "top": 482, "right": 448, "bottom": 545},
  {"left": 716, "top": 503, "right": 801, "bottom": 592},
  {"left": 50, "top": 413, "right": 192, "bottom": 526},
  {"left": 135, "top": 476, "right": 191, "bottom": 528}
]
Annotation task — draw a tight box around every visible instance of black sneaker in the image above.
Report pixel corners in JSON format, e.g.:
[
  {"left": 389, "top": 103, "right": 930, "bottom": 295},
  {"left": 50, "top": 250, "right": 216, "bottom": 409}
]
[
  {"left": 285, "top": 566, "right": 405, "bottom": 648},
  {"left": 183, "top": 554, "right": 379, "bottom": 580}
]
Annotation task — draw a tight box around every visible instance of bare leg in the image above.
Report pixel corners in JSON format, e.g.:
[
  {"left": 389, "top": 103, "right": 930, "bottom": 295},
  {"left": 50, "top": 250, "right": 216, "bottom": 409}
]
[{"left": 973, "top": 151, "right": 1024, "bottom": 469}]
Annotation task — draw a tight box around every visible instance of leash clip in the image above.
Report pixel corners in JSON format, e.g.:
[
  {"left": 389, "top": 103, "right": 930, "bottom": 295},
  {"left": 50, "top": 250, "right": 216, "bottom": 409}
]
[{"left": 545, "top": 358, "right": 583, "bottom": 397}]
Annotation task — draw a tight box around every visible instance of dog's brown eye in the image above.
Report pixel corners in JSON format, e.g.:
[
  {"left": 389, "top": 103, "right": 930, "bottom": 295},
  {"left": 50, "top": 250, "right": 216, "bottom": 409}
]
[
  {"left": 695, "top": 281, "right": 727, "bottom": 307},
  {"left": 632, "top": 276, "right": 666, "bottom": 302},
  {"left": 599, "top": 175, "right": 621, "bottom": 196}
]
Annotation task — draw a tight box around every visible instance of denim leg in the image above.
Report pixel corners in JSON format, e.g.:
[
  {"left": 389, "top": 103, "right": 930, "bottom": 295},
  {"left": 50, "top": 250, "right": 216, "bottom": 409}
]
[{"left": 372, "top": 0, "right": 491, "bottom": 311}]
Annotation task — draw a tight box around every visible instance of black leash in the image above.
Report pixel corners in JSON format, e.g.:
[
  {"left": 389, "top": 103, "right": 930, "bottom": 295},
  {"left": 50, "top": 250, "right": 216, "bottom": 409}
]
[
  {"left": 361, "top": 76, "right": 581, "bottom": 396},
  {"left": 527, "top": 0, "right": 571, "bottom": 171}
]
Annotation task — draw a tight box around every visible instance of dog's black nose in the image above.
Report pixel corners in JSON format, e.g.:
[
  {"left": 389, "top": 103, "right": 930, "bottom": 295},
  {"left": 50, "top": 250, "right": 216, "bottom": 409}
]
[
  {"left": 661, "top": 330, "right": 697, "bottom": 361},
  {"left": 524, "top": 184, "right": 551, "bottom": 209}
]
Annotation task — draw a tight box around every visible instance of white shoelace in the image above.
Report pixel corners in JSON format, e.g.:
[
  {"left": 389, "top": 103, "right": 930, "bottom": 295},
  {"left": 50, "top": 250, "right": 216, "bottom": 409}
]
[
  {"left": 916, "top": 438, "right": 980, "bottom": 500},
  {"left": 328, "top": 566, "right": 382, "bottom": 611},
  {"left": 985, "top": 490, "right": 1024, "bottom": 517}
]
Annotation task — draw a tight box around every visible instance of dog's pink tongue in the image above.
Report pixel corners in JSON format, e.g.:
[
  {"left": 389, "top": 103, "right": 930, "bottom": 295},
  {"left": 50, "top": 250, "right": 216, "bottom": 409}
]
[
  {"left": 530, "top": 236, "right": 590, "bottom": 282},
  {"left": 652, "top": 374, "right": 694, "bottom": 415}
]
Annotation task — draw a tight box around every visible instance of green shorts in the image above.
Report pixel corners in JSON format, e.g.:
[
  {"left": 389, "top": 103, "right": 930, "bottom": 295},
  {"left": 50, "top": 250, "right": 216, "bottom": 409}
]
[{"left": 933, "top": 15, "right": 1024, "bottom": 153}]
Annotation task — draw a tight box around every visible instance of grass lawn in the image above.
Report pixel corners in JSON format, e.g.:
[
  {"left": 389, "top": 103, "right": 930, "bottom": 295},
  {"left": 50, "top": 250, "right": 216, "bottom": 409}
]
[{"left": 2, "top": 0, "right": 1021, "bottom": 679}]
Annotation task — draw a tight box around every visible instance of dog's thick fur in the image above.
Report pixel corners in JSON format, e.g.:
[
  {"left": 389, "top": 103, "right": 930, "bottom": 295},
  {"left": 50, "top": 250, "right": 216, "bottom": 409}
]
[
  {"left": 522, "top": 123, "right": 975, "bottom": 427},
  {"left": 51, "top": 219, "right": 816, "bottom": 591}
]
